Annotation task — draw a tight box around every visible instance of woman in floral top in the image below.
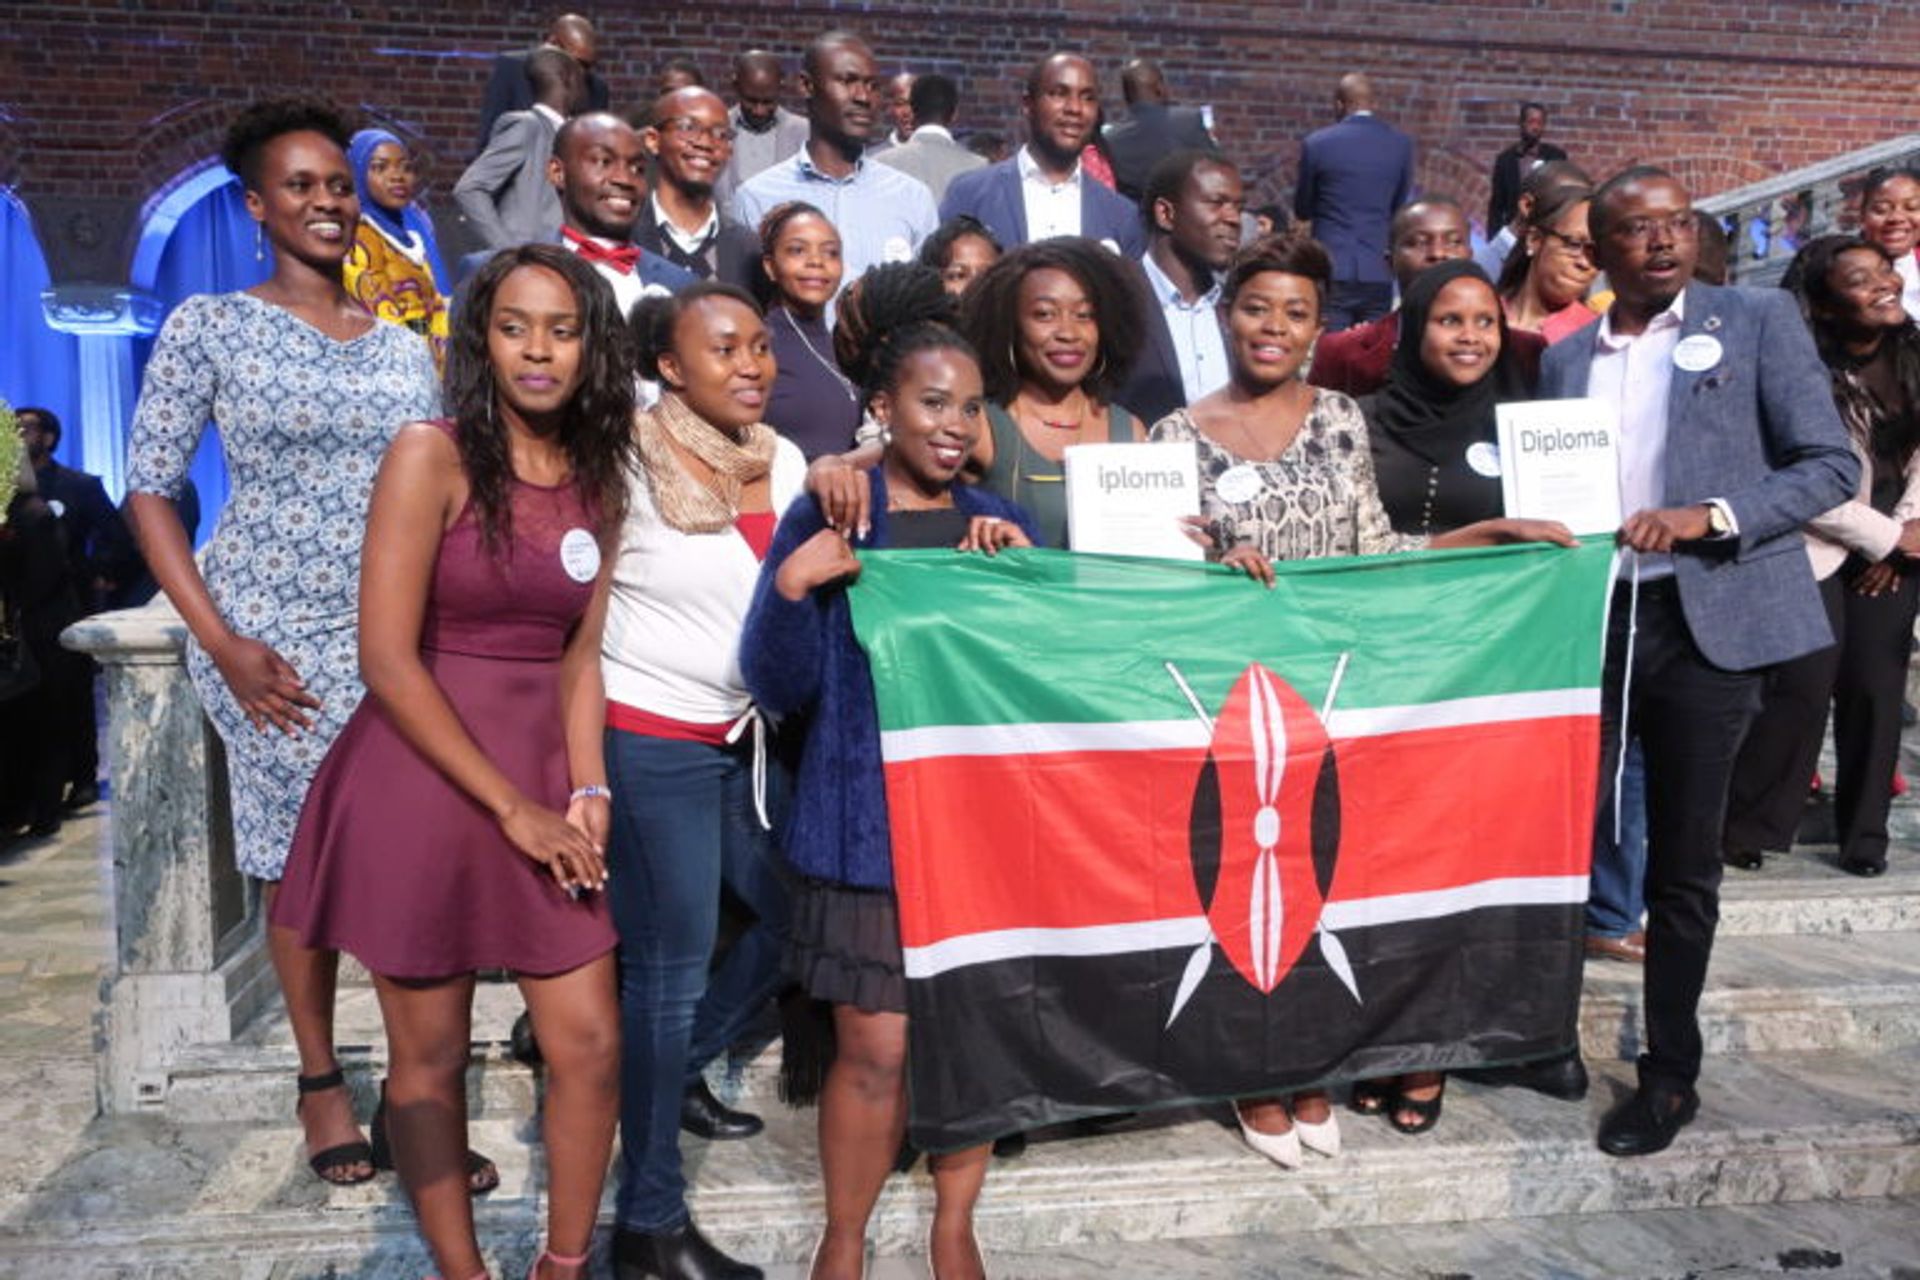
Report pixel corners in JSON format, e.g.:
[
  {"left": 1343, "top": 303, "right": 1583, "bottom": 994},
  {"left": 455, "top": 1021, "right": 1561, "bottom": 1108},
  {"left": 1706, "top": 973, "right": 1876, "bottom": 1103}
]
[{"left": 1149, "top": 233, "right": 1570, "bottom": 1164}]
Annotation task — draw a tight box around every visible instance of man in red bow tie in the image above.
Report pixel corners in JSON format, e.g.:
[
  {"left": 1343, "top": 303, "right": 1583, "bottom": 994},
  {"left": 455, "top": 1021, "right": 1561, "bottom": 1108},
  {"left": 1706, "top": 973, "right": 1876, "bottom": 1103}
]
[{"left": 548, "top": 112, "right": 697, "bottom": 316}]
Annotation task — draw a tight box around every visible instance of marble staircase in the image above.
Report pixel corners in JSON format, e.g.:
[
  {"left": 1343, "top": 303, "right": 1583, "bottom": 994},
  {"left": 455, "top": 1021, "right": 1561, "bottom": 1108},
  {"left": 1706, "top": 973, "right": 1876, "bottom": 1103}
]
[{"left": 9, "top": 824, "right": 1920, "bottom": 1277}]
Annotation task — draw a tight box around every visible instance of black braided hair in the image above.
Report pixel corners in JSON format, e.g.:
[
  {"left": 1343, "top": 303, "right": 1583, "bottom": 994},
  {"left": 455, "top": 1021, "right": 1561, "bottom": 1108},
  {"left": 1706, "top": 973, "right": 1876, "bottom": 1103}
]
[{"left": 830, "top": 261, "right": 976, "bottom": 406}]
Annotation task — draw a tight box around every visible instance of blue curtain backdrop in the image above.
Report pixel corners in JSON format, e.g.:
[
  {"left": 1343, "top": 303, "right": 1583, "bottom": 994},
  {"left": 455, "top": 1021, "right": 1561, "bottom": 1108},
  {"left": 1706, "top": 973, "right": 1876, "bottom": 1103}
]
[
  {"left": 134, "top": 174, "right": 271, "bottom": 543},
  {"left": 0, "top": 191, "right": 82, "bottom": 467}
]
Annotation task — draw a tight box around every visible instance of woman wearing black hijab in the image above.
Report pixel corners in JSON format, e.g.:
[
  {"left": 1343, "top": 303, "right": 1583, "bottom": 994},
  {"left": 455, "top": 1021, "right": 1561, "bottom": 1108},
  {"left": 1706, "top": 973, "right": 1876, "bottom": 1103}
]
[
  {"left": 1349, "top": 258, "right": 1533, "bottom": 1134},
  {"left": 1363, "top": 258, "right": 1533, "bottom": 538}
]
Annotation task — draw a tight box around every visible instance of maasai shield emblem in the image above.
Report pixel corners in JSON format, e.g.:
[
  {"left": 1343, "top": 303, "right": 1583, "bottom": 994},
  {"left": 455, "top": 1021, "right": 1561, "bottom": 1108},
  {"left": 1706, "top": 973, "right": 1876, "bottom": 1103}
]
[{"left": 1165, "top": 659, "right": 1358, "bottom": 1027}]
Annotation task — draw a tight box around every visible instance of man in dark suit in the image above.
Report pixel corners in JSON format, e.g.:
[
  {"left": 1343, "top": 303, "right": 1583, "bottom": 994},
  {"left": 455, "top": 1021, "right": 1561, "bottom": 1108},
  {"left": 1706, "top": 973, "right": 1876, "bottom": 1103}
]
[
  {"left": 1487, "top": 102, "right": 1569, "bottom": 238},
  {"left": 1539, "top": 167, "right": 1856, "bottom": 1157},
  {"left": 940, "top": 52, "right": 1147, "bottom": 259},
  {"left": 1292, "top": 72, "right": 1414, "bottom": 331},
  {"left": 475, "top": 13, "right": 610, "bottom": 154},
  {"left": 638, "top": 86, "right": 763, "bottom": 291},
  {"left": 1118, "top": 151, "right": 1242, "bottom": 424},
  {"left": 19, "top": 407, "right": 134, "bottom": 811},
  {"left": 454, "top": 113, "right": 695, "bottom": 309},
  {"left": 1103, "top": 58, "right": 1216, "bottom": 203}
]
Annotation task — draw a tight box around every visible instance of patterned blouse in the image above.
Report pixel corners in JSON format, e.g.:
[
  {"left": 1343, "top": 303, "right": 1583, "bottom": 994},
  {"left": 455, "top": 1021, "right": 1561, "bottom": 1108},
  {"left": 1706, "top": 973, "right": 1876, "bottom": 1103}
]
[{"left": 1148, "top": 389, "right": 1424, "bottom": 562}]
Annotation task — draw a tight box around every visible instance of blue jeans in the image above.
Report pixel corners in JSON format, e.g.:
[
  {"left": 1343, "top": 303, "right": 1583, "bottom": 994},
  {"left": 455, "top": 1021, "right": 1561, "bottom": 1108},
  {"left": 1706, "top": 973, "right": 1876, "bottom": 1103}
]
[
  {"left": 1587, "top": 736, "right": 1648, "bottom": 938},
  {"left": 605, "top": 730, "right": 791, "bottom": 1232}
]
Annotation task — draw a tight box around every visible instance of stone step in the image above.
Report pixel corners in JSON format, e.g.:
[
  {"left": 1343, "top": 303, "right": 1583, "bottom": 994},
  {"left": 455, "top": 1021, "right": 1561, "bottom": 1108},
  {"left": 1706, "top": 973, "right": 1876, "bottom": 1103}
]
[
  {"left": 9, "top": 1047, "right": 1919, "bottom": 1276},
  {"left": 162, "top": 922, "right": 1920, "bottom": 1124},
  {"left": 1715, "top": 845, "right": 1920, "bottom": 936},
  {"left": 13, "top": 1196, "right": 1920, "bottom": 1280}
]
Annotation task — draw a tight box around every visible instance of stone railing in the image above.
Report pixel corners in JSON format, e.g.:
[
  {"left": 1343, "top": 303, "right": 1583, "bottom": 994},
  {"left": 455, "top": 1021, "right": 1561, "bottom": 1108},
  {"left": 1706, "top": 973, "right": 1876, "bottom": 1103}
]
[
  {"left": 1701, "top": 133, "right": 1920, "bottom": 288},
  {"left": 62, "top": 600, "right": 275, "bottom": 1114}
]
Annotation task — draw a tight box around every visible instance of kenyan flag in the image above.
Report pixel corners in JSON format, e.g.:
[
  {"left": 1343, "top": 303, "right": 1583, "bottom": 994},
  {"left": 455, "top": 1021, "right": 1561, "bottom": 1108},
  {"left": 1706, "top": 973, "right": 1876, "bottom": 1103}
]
[{"left": 847, "top": 539, "right": 1617, "bottom": 1152}]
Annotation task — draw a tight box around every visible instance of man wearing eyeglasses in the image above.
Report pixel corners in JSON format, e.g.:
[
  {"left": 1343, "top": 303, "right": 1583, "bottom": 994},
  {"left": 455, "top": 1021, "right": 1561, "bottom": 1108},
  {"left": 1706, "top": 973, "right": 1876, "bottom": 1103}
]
[
  {"left": 1537, "top": 167, "right": 1856, "bottom": 1158},
  {"left": 639, "top": 86, "right": 764, "bottom": 291}
]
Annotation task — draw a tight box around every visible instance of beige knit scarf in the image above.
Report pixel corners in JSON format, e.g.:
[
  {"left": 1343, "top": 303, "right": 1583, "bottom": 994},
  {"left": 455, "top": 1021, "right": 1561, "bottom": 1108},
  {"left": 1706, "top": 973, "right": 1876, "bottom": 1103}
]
[{"left": 635, "top": 392, "right": 778, "bottom": 534}]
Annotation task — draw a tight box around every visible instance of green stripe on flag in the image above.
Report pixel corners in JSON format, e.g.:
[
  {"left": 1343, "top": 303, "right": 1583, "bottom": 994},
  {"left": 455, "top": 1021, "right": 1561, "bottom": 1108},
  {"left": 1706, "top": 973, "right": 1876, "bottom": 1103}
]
[{"left": 847, "top": 538, "right": 1617, "bottom": 732}]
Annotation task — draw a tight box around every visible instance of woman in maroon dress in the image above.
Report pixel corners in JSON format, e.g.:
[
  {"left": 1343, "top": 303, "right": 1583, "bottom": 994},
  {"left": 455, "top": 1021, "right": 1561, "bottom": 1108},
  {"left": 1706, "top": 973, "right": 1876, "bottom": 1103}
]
[{"left": 273, "top": 244, "right": 634, "bottom": 1280}]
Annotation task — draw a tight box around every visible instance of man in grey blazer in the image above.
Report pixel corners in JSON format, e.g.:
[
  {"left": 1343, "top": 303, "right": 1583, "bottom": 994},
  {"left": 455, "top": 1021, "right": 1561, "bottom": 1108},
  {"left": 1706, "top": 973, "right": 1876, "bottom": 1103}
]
[
  {"left": 873, "top": 74, "right": 986, "bottom": 204},
  {"left": 1538, "top": 167, "right": 1856, "bottom": 1157},
  {"left": 454, "top": 47, "right": 582, "bottom": 250}
]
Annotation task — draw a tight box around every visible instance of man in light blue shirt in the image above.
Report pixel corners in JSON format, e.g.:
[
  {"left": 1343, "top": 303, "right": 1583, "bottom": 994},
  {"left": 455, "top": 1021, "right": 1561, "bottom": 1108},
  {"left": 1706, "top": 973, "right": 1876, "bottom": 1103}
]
[{"left": 732, "top": 30, "right": 937, "bottom": 288}]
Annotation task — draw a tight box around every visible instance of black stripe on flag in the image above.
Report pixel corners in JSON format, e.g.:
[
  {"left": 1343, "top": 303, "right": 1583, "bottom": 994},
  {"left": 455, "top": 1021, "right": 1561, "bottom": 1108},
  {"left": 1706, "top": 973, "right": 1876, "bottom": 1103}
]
[{"left": 903, "top": 901, "right": 1584, "bottom": 1152}]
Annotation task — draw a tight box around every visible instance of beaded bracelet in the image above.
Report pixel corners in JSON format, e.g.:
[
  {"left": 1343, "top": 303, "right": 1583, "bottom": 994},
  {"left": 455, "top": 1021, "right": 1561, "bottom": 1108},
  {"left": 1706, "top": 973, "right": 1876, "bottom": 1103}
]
[{"left": 569, "top": 784, "right": 612, "bottom": 803}]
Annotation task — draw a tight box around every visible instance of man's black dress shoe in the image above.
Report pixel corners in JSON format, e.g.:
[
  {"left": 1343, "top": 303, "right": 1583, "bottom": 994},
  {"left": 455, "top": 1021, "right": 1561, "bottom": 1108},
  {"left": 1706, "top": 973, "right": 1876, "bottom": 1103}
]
[
  {"left": 1456, "top": 1049, "right": 1589, "bottom": 1101},
  {"left": 615, "top": 1220, "right": 763, "bottom": 1280},
  {"left": 1597, "top": 1082, "right": 1699, "bottom": 1157},
  {"left": 1840, "top": 857, "right": 1888, "bottom": 878},
  {"left": 680, "top": 1079, "right": 764, "bottom": 1141}
]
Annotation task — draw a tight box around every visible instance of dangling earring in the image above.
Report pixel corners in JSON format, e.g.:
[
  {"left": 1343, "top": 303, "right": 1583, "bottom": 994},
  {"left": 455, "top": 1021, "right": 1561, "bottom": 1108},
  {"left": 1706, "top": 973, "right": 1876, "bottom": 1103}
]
[
  {"left": 253, "top": 220, "right": 265, "bottom": 263},
  {"left": 1300, "top": 339, "right": 1318, "bottom": 379}
]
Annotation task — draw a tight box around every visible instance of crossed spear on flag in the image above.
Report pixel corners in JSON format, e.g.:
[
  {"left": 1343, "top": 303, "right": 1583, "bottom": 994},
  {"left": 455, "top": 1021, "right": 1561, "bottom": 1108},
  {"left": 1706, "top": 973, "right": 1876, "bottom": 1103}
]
[{"left": 1161, "top": 656, "right": 1363, "bottom": 1030}]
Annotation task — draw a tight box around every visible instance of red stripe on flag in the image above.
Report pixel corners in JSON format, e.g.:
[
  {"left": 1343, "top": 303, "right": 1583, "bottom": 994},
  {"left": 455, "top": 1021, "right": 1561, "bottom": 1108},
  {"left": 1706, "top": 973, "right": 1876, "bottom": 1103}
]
[{"left": 888, "top": 717, "right": 1599, "bottom": 950}]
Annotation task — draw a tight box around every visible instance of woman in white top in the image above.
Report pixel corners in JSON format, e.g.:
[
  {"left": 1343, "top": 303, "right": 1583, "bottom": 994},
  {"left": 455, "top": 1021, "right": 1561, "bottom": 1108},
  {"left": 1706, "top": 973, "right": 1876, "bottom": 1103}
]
[
  {"left": 601, "top": 281, "right": 806, "bottom": 1280},
  {"left": 1723, "top": 235, "right": 1920, "bottom": 877}
]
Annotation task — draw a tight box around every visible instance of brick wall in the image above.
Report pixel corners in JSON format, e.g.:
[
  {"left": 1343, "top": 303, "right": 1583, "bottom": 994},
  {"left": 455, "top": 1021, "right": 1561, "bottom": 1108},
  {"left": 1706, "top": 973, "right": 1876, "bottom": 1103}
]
[{"left": 6, "top": 0, "right": 1920, "bottom": 280}]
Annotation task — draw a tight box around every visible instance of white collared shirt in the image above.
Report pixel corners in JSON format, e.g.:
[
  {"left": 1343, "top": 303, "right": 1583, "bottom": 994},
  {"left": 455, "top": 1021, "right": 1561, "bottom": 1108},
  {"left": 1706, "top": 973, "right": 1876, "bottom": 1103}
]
[
  {"left": 1016, "top": 145, "right": 1083, "bottom": 243},
  {"left": 910, "top": 123, "right": 954, "bottom": 144},
  {"left": 1590, "top": 291, "right": 1686, "bottom": 578},
  {"left": 1141, "top": 251, "right": 1228, "bottom": 403},
  {"left": 531, "top": 103, "right": 565, "bottom": 130},
  {"left": 652, "top": 194, "right": 719, "bottom": 260}
]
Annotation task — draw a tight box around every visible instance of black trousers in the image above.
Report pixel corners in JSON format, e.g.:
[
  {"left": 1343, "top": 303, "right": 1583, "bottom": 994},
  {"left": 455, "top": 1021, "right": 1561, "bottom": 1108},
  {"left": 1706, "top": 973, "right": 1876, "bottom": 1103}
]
[
  {"left": 1598, "top": 580, "right": 1762, "bottom": 1088},
  {"left": 1723, "top": 574, "right": 1843, "bottom": 856},
  {"left": 1831, "top": 565, "right": 1920, "bottom": 868}
]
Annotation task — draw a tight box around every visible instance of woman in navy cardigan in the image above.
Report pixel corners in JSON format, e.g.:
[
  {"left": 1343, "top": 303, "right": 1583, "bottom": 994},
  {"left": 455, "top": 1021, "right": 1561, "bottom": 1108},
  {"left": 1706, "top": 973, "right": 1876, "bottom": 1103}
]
[{"left": 741, "top": 263, "right": 1036, "bottom": 1280}]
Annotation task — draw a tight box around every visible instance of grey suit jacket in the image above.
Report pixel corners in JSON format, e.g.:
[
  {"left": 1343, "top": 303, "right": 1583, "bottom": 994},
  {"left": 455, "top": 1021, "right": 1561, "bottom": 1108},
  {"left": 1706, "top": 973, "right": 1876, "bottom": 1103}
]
[
  {"left": 872, "top": 128, "right": 987, "bottom": 204},
  {"left": 453, "top": 109, "right": 562, "bottom": 250},
  {"left": 1539, "top": 281, "right": 1858, "bottom": 671}
]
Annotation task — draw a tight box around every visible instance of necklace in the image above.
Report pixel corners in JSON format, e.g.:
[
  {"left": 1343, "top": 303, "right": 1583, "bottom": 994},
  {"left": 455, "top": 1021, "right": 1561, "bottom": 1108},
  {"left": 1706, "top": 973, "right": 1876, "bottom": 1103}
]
[
  {"left": 1015, "top": 390, "right": 1090, "bottom": 432},
  {"left": 780, "top": 307, "right": 858, "bottom": 404}
]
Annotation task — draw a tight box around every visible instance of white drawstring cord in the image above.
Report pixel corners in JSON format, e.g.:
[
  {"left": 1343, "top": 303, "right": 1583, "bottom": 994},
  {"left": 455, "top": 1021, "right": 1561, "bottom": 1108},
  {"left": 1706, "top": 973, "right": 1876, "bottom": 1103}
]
[
  {"left": 1612, "top": 552, "right": 1642, "bottom": 844},
  {"left": 725, "top": 705, "right": 772, "bottom": 831}
]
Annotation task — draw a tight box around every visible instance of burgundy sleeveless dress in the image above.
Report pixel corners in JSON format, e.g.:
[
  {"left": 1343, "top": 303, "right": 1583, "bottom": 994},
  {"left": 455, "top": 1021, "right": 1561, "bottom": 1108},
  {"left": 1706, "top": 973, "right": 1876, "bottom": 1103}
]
[{"left": 273, "top": 437, "right": 617, "bottom": 979}]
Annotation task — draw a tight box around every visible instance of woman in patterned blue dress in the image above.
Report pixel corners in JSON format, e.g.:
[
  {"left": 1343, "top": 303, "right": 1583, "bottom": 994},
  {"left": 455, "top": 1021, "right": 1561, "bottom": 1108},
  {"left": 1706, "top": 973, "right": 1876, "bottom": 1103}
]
[{"left": 125, "top": 100, "right": 452, "bottom": 1190}]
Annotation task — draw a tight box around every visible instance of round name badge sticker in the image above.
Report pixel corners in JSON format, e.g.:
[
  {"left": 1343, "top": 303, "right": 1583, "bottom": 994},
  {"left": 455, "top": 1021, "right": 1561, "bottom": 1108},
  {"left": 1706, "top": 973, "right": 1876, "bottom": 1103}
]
[
  {"left": 1673, "top": 334, "right": 1724, "bottom": 374},
  {"left": 1215, "top": 463, "right": 1264, "bottom": 505},
  {"left": 882, "top": 236, "right": 913, "bottom": 264},
  {"left": 1466, "top": 441, "right": 1502, "bottom": 478},
  {"left": 559, "top": 528, "right": 601, "bottom": 583}
]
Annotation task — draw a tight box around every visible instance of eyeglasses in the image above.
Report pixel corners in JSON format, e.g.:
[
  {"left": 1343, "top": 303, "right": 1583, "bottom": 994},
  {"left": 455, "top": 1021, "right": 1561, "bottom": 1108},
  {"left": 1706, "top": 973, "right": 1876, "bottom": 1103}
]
[
  {"left": 659, "top": 118, "right": 735, "bottom": 144},
  {"left": 1610, "top": 212, "right": 1698, "bottom": 244},
  {"left": 1539, "top": 227, "right": 1598, "bottom": 260}
]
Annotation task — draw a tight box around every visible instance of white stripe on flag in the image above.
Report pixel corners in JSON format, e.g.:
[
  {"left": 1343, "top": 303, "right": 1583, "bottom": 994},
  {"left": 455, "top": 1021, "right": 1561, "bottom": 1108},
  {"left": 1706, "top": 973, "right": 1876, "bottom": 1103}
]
[
  {"left": 880, "top": 688, "right": 1598, "bottom": 763},
  {"left": 898, "top": 874, "right": 1591, "bottom": 979}
]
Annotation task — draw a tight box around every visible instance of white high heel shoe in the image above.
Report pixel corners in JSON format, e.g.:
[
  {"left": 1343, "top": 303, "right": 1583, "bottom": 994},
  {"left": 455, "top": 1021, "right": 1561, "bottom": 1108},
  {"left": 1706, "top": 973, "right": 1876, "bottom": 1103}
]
[
  {"left": 1292, "top": 1108, "right": 1342, "bottom": 1157},
  {"left": 1235, "top": 1102, "right": 1303, "bottom": 1169}
]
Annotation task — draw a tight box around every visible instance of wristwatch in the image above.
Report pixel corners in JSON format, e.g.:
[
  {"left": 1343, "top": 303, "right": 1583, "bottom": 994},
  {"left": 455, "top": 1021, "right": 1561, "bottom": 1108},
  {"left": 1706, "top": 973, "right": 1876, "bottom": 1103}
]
[{"left": 1703, "top": 502, "right": 1731, "bottom": 538}]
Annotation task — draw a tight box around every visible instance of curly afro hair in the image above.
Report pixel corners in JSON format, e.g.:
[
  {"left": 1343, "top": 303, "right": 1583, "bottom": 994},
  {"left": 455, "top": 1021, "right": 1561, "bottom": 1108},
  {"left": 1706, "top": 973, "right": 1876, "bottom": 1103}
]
[{"left": 220, "top": 98, "right": 353, "bottom": 191}]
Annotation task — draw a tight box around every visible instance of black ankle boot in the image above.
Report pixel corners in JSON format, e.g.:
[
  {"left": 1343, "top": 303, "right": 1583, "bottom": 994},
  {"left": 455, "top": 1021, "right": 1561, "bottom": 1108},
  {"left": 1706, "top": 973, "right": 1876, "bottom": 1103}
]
[{"left": 614, "top": 1219, "right": 763, "bottom": 1280}]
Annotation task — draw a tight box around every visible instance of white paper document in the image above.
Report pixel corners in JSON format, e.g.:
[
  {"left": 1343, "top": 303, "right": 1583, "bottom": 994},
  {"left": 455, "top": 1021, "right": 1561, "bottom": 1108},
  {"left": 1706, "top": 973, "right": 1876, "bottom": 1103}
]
[
  {"left": 1494, "top": 398, "right": 1622, "bottom": 537},
  {"left": 1063, "top": 441, "right": 1205, "bottom": 560}
]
